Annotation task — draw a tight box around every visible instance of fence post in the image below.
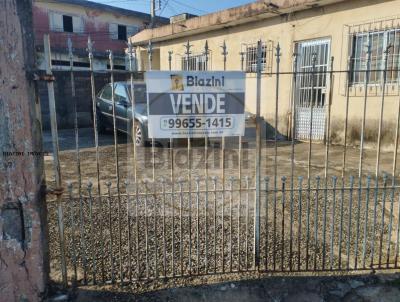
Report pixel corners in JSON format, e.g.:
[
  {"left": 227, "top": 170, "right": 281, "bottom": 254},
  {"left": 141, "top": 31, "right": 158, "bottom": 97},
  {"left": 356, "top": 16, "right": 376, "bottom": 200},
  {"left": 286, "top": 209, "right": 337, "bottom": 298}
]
[
  {"left": 375, "top": 44, "right": 391, "bottom": 177},
  {"left": 168, "top": 50, "right": 173, "bottom": 71},
  {"left": 254, "top": 40, "right": 262, "bottom": 269},
  {"left": 43, "top": 34, "right": 68, "bottom": 287},
  {"left": 67, "top": 36, "right": 81, "bottom": 285},
  {"left": 107, "top": 49, "right": 124, "bottom": 284},
  {"left": 240, "top": 51, "right": 245, "bottom": 71},
  {"left": 220, "top": 40, "right": 228, "bottom": 272},
  {"left": 128, "top": 42, "right": 138, "bottom": 182},
  {"left": 147, "top": 40, "right": 156, "bottom": 181},
  {"left": 184, "top": 40, "right": 192, "bottom": 71},
  {"left": 358, "top": 34, "right": 372, "bottom": 179}
]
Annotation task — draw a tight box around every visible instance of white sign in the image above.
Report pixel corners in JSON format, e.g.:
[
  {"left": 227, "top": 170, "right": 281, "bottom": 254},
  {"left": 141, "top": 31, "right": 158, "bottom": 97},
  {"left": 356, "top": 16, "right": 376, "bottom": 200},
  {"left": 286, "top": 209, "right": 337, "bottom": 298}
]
[{"left": 146, "top": 71, "right": 245, "bottom": 138}]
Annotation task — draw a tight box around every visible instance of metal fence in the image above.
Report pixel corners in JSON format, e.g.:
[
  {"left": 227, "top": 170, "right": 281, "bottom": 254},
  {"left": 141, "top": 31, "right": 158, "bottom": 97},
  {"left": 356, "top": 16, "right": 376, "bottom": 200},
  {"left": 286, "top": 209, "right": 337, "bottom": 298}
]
[{"left": 41, "top": 34, "right": 400, "bottom": 290}]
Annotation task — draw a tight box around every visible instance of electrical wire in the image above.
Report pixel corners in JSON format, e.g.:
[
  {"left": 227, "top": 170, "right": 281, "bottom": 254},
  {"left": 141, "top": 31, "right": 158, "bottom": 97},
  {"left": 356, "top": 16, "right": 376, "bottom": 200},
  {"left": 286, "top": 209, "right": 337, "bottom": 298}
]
[
  {"left": 158, "top": 0, "right": 170, "bottom": 17},
  {"left": 170, "top": 0, "right": 209, "bottom": 14}
]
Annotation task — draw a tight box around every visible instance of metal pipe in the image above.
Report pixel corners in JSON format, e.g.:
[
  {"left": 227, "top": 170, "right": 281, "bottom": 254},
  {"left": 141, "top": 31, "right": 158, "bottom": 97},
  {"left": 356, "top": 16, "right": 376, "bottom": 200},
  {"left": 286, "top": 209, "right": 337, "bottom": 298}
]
[
  {"left": 87, "top": 182, "right": 97, "bottom": 284},
  {"left": 43, "top": 35, "right": 67, "bottom": 287},
  {"left": 378, "top": 174, "right": 388, "bottom": 268},
  {"left": 254, "top": 39, "right": 263, "bottom": 270},
  {"left": 346, "top": 176, "right": 355, "bottom": 270},
  {"left": 297, "top": 176, "right": 303, "bottom": 271},
  {"left": 107, "top": 50, "right": 124, "bottom": 284},
  {"left": 147, "top": 41, "right": 156, "bottom": 182},
  {"left": 358, "top": 35, "right": 372, "bottom": 179},
  {"left": 264, "top": 177, "right": 270, "bottom": 271},
  {"left": 330, "top": 176, "right": 337, "bottom": 270},
  {"left": 281, "top": 176, "right": 286, "bottom": 271},
  {"left": 213, "top": 176, "right": 218, "bottom": 273},
  {"left": 67, "top": 182, "right": 77, "bottom": 283},
  {"left": 195, "top": 177, "right": 200, "bottom": 274},
  {"left": 179, "top": 178, "right": 184, "bottom": 276},
  {"left": 144, "top": 180, "right": 150, "bottom": 279},
  {"left": 341, "top": 56, "right": 352, "bottom": 178},
  {"left": 221, "top": 40, "right": 228, "bottom": 272},
  {"left": 338, "top": 178, "right": 345, "bottom": 269},
  {"left": 161, "top": 178, "right": 167, "bottom": 277},
  {"left": 87, "top": 37, "right": 105, "bottom": 282},
  {"left": 245, "top": 176, "right": 250, "bottom": 270},
  {"left": 289, "top": 52, "right": 298, "bottom": 271},
  {"left": 229, "top": 176, "right": 235, "bottom": 272},
  {"left": 362, "top": 175, "right": 372, "bottom": 268},
  {"left": 375, "top": 45, "right": 391, "bottom": 177},
  {"left": 124, "top": 180, "right": 133, "bottom": 282},
  {"left": 106, "top": 181, "right": 115, "bottom": 283},
  {"left": 313, "top": 176, "right": 320, "bottom": 271},
  {"left": 127, "top": 43, "right": 138, "bottom": 182}
]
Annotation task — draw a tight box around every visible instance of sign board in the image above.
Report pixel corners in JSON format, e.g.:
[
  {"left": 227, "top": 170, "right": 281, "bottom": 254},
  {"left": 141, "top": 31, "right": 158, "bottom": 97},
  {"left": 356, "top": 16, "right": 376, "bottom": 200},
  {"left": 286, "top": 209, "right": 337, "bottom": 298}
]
[{"left": 146, "top": 71, "right": 245, "bottom": 139}]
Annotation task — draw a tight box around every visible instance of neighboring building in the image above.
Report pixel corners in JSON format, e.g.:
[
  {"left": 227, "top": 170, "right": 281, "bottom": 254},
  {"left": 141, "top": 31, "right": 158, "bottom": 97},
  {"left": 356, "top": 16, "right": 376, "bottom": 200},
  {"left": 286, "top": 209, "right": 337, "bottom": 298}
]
[
  {"left": 33, "top": 0, "right": 168, "bottom": 130},
  {"left": 34, "top": 0, "right": 168, "bottom": 70},
  {"left": 130, "top": 0, "right": 400, "bottom": 145}
]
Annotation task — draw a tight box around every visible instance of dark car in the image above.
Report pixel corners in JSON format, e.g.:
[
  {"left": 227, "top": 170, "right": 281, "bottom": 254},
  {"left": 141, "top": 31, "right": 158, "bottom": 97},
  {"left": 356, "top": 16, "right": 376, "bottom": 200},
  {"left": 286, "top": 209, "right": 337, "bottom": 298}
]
[{"left": 96, "top": 81, "right": 149, "bottom": 146}]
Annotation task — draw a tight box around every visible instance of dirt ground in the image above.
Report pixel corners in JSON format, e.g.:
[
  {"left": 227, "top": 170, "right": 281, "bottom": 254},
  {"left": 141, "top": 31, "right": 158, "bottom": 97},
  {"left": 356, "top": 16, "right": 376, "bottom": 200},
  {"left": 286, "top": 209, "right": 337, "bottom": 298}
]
[
  {"left": 43, "top": 128, "right": 400, "bottom": 293},
  {"left": 47, "top": 272, "right": 400, "bottom": 302},
  {"left": 44, "top": 128, "right": 400, "bottom": 196}
]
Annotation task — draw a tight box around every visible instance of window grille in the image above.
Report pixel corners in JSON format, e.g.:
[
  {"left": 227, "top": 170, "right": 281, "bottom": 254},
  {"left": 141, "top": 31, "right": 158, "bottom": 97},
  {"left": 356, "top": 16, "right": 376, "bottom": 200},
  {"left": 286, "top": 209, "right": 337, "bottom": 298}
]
[
  {"left": 350, "top": 28, "right": 400, "bottom": 85},
  {"left": 181, "top": 53, "right": 209, "bottom": 71},
  {"left": 242, "top": 41, "right": 273, "bottom": 73}
]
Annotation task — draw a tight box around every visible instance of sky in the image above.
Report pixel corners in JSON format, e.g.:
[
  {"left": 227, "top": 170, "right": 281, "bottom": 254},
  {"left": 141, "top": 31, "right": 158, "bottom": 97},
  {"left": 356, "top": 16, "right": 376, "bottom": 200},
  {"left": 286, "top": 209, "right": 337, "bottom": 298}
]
[{"left": 92, "top": 0, "right": 254, "bottom": 18}]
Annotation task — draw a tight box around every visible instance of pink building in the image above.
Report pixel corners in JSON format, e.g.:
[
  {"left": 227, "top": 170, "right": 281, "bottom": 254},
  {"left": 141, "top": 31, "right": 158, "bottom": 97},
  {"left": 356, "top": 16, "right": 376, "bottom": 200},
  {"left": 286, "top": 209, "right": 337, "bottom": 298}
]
[{"left": 34, "top": 0, "right": 168, "bottom": 70}]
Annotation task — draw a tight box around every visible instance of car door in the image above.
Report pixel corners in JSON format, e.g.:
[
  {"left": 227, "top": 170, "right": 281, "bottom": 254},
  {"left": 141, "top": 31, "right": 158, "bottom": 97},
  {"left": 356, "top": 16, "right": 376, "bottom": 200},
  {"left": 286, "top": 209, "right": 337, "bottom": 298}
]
[
  {"left": 114, "top": 83, "right": 130, "bottom": 132},
  {"left": 97, "top": 83, "right": 114, "bottom": 125}
]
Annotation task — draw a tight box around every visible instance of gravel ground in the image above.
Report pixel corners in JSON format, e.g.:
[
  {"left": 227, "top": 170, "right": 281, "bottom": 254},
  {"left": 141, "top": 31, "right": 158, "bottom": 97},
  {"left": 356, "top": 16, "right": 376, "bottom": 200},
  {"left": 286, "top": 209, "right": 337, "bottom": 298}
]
[
  {"left": 44, "top": 139, "right": 400, "bottom": 292},
  {"left": 47, "top": 178, "right": 400, "bottom": 293}
]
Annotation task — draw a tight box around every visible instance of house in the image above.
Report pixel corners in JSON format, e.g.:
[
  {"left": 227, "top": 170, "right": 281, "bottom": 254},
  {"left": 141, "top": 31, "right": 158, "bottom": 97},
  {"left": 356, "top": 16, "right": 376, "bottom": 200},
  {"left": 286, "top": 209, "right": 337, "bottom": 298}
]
[
  {"left": 34, "top": 0, "right": 168, "bottom": 70},
  {"left": 130, "top": 0, "right": 400, "bottom": 145}
]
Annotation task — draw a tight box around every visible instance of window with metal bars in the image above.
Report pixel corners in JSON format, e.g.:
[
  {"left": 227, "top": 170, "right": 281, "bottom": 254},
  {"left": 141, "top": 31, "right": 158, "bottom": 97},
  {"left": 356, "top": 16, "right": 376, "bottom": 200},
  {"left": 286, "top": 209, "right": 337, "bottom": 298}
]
[
  {"left": 243, "top": 41, "right": 273, "bottom": 73},
  {"left": 350, "top": 29, "right": 400, "bottom": 85},
  {"left": 181, "top": 54, "right": 209, "bottom": 71}
]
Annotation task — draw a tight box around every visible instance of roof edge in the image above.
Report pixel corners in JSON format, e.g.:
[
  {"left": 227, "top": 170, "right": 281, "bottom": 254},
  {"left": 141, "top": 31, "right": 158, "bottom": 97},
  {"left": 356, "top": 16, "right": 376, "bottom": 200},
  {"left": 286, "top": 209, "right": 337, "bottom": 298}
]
[{"left": 130, "top": 0, "right": 348, "bottom": 45}]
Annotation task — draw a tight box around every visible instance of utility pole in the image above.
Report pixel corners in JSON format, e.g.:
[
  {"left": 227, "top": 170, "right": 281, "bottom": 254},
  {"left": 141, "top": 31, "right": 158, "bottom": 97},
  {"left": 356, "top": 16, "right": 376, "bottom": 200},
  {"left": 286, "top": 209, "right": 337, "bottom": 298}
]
[{"left": 150, "top": 0, "right": 156, "bottom": 28}]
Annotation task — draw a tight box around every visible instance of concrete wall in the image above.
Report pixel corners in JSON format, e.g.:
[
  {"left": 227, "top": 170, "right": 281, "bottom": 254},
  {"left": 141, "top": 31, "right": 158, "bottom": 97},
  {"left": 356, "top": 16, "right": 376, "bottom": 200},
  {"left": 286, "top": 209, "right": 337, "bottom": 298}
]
[
  {"left": 0, "top": 1, "right": 48, "bottom": 301},
  {"left": 134, "top": 0, "right": 400, "bottom": 145}
]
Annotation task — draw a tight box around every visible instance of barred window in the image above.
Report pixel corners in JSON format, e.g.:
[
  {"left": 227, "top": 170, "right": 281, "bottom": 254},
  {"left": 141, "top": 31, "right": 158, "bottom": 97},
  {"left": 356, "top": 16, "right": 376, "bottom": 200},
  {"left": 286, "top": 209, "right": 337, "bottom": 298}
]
[
  {"left": 243, "top": 41, "right": 273, "bottom": 73},
  {"left": 181, "top": 54, "right": 209, "bottom": 71},
  {"left": 350, "top": 29, "right": 400, "bottom": 85}
]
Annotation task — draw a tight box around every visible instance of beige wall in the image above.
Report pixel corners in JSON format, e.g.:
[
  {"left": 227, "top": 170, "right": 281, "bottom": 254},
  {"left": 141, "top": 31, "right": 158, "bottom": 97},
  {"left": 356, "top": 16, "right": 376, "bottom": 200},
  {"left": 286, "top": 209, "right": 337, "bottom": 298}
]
[{"left": 135, "top": 0, "right": 400, "bottom": 145}]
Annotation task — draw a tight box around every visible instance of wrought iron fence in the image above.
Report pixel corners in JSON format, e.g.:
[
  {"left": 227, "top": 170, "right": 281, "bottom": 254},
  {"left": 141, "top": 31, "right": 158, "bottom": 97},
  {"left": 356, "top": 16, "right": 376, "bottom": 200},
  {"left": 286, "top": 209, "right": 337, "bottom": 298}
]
[{"left": 40, "top": 34, "right": 400, "bottom": 290}]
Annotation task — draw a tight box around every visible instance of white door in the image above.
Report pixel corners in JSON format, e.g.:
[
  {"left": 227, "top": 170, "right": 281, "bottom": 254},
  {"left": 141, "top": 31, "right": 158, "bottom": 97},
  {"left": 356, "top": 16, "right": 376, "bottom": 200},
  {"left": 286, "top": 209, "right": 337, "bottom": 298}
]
[{"left": 294, "top": 39, "right": 330, "bottom": 140}]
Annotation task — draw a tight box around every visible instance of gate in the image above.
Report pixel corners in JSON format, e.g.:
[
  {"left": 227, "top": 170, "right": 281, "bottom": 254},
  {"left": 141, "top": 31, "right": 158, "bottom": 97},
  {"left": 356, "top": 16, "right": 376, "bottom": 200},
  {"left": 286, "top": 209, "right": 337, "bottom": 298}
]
[
  {"left": 295, "top": 38, "right": 330, "bottom": 140},
  {"left": 40, "top": 34, "right": 400, "bottom": 291}
]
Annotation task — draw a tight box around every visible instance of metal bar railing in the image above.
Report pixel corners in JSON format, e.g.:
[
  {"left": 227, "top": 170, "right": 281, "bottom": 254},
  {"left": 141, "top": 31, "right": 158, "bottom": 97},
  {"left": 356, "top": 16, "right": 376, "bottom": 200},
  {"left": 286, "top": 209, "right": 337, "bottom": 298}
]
[{"left": 41, "top": 35, "right": 400, "bottom": 290}]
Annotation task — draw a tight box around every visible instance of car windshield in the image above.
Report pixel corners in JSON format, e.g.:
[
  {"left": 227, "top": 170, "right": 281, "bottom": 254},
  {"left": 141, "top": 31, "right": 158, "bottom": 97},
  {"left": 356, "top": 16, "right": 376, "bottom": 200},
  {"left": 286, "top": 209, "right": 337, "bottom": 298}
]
[{"left": 126, "top": 84, "right": 147, "bottom": 104}]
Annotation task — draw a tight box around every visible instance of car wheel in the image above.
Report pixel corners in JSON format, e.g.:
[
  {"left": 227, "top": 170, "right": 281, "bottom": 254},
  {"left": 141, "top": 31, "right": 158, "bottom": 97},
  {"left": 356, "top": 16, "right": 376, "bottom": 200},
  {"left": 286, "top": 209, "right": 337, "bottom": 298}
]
[
  {"left": 95, "top": 111, "right": 107, "bottom": 134},
  {"left": 132, "top": 122, "right": 145, "bottom": 147}
]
